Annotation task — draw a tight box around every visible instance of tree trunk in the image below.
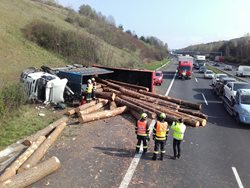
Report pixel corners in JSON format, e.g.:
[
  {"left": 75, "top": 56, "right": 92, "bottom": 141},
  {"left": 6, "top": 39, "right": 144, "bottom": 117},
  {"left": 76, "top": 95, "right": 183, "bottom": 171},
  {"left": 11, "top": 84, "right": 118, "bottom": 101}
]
[
  {"left": 0, "top": 156, "right": 61, "bottom": 188},
  {"left": 138, "top": 90, "right": 201, "bottom": 110},
  {"left": 115, "top": 96, "right": 156, "bottom": 119},
  {"left": 96, "top": 79, "right": 120, "bottom": 90},
  {"left": 78, "top": 106, "right": 128, "bottom": 124},
  {"left": 107, "top": 79, "right": 149, "bottom": 91},
  {"left": 178, "top": 108, "right": 208, "bottom": 120},
  {"left": 18, "top": 122, "right": 66, "bottom": 172},
  {"left": 96, "top": 88, "right": 103, "bottom": 92},
  {"left": 75, "top": 99, "right": 105, "bottom": 113},
  {"left": 109, "top": 101, "right": 117, "bottom": 110},
  {"left": 138, "top": 96, "right": 179, "bottom": 109},
  {"left": 77, "top": 99, "right": 108, "bottom": 116},
  {"left": 103, "top": 87, "right": 121, "bottom": 95},
  {"left": 95, "top": 92, "right": 116, "bottom": 101},
  {"left": 0, "top": 136, "right": 46, "bottom": 181}
]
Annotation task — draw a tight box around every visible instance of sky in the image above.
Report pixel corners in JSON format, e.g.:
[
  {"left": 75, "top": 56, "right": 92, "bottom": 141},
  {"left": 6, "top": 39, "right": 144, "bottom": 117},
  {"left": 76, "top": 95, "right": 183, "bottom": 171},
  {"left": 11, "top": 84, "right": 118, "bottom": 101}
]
[{"left": 57, "top": 0, "right": 250, "bottom": 49}]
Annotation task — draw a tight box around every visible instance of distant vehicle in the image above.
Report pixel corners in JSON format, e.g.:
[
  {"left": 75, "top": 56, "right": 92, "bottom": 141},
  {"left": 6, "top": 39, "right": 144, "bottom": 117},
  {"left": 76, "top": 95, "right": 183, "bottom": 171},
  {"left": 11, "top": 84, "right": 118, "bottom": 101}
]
[
  {"left": 214, "top": 56, "right": 224, "bottom": 62},
  {"left": 153, "top": 71, "right": 163, "bottom": 85},
  {"left": 204, "top": 70, "right": 214, "bottom": 79},
  {"left": 177, "top": 56, "right": 193, "bottom": 79},
  {"left": 194, "top": 62, "right": 200, "bottom": 69},
  {"left": 213, "top": 77, "right": 236, "bottom": 96},
  {"left": 212, "top": 73, "right": 228, "bottom": 85},
  {"left": 224, "top": 82, "right": 250, "bottom": 103},
  {"left": 236, "top": 66, "right": 250, "bottom": 77},
  {"left": 213, "top": 62, "right": 220, "bottom": 67},
  {"left": 224, "top": 65, "right": 233, "bottom": 71},
  {"left": 199, "top": 66, "right": 207, "bottom": 73},
  {"left": 194, "top": 55, "right": 206, "bottom": 69},
  {"left": 222, "top": 89, "right": 250, "bottom": 125}
]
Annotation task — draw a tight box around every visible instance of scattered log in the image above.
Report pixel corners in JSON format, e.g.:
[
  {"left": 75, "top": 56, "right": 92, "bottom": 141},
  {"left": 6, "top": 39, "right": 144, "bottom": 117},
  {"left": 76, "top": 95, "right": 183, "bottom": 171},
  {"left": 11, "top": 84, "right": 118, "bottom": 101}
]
[
  {"left": 107, "top": 79, "right": 149, "bottom": 91},
  {"left": 0, "top": 156, "right": 61, "bottom": 188},
  {"left": 78, "top": 99, "right": 109, "bottom": 116},
  {"left": 96, "top": 84, "right": 102, "bottom": 89},
  {"left": 109, "top": 101, "right": 117, "bottom": 110},
  {"left": 18, "top": 122, "right": 66, "bottom": 172},
  {"left": 95, "top": 92, "right": 116, "bottom": 101},
  {"left": 138, "top": 89, "right": 202, "bottom": 110},
  {"left": 0, "top": 136, "right": 46, "bottom": 182},
  {"left": 0, "top": 144, "right": 27, "bottom": 164},
  {"left": 115, "top": 96, "right": 156, "bottom": 119},
  {"left": 178, "top": 108, "right": 208, "bottom": 120},
  {"left": 96, "top": 88, "right": 103, "bottom": 92},
  {"left": 139, "top": 96, "right": 179, "bottom": 109},
  {"left": 78, "top": 106, "right": 128, "bottom": 124},
  {"left": 75, "top": 99, "right": 105, "bottom": 113},
  {"left": 96, "top": 79, "right": 120, "bottom": 90},
  {"left": 103, "top": 87, "right": 121, "bottom": 95}
]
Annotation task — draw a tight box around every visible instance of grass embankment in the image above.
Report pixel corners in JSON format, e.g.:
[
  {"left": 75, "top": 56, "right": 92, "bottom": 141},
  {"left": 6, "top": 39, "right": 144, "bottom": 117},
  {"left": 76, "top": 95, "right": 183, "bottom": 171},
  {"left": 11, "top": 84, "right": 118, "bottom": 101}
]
[
  {"left": 144, "top": 59, "right": 169, "bottom": 70},
  {"left": 206, "top": 65, "right": 223, "bottom": 74}
]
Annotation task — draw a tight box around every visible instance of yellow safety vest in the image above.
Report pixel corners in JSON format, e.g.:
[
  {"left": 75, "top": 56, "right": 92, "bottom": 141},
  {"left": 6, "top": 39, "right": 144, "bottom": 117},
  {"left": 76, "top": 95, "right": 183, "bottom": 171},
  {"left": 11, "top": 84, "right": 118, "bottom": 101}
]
[
  {"left": 171, "top": 122, "right": 186, "bottom": 140},
  {"left": 86, "top": 83, "right": 93, "bottom": 93},
  {"left": 155, "top": 121, "right": 168, "bottom": 140}
]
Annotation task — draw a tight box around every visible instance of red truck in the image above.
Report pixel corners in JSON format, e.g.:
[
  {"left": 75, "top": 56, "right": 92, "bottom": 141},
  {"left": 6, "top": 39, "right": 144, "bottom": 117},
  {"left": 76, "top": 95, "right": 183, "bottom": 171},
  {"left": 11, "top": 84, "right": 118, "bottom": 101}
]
[
  {"left": 214, "top": 56, "right": 224, "bottom": 63},
  {"left": 177, "top": 56, "right": 193, "bottom": 79}
]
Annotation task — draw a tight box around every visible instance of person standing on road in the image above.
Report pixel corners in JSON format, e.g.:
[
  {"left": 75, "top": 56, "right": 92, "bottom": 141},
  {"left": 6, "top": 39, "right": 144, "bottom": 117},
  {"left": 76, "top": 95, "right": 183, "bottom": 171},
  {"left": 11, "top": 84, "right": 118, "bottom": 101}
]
[
  {"left": 86, "top": 79, "right": 93, "bottom": 103},
  {"left": 91, "top": 77, "right": 97, "bottom": 100},
  {"left": 135, "top": 113, "right": 150, "bottom": 154},
  {"left": 152, "top": 113, "right": 169, "bottom": 161},
  {"left": 171, "top": 118, "right": 186, "bottom": 160}
]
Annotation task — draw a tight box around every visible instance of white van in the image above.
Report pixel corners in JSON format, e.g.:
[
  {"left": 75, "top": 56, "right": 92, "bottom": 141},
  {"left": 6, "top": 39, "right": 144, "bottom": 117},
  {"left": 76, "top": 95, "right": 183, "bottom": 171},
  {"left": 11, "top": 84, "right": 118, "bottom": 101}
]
[
  {"left": 236, "top": 66, "right": 250, "bottom": 77},
  {"left": 21, "top": 71, "right": 68, "bottom": 104}
]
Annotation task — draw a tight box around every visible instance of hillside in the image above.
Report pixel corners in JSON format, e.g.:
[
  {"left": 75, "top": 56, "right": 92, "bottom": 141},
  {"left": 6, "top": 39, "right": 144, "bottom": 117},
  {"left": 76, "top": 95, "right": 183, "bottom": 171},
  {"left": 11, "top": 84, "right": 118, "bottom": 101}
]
[
  {"left": 0, "top": 0, "right": 168, "bottom": 86},
  {"left": 182, "top": 36, "right": 250, "bottom": 64}
]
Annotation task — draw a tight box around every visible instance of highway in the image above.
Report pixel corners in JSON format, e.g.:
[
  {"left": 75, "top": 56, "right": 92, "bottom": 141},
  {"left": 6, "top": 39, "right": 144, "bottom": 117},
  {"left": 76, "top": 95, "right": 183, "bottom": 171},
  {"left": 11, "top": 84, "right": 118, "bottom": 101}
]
[{"left": 124, "top": 59, "right": 250, "bottom": 188}]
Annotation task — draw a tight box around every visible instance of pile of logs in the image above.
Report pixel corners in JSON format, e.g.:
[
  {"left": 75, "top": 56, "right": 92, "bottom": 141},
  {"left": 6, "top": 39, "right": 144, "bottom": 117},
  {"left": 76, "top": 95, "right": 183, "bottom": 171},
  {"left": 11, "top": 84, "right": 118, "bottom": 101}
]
[
  {"left": 0, "top": 117, "right": 68, "bottom": 188},
  {"left": 66, "top": 78, "right": 207, "bottom": 128}
]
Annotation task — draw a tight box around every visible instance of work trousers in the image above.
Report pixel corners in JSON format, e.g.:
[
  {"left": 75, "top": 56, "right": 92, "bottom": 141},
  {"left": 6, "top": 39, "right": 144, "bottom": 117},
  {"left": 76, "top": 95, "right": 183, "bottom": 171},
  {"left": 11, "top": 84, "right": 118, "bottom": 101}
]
[
  {"left": 92, "top": 90, "right": 96, "bottom": 99},
  {"left": 136, "top": 135, "right": 148, "bottom": 153},
  {"left": 154, "top": 140, "right": 166, "bottom": 154},
  {"left": 86, "top": 93, "right": 92, "bottom": 103},
  {"left": 173, "top": 138, "right": 182, "bottom": 157}
]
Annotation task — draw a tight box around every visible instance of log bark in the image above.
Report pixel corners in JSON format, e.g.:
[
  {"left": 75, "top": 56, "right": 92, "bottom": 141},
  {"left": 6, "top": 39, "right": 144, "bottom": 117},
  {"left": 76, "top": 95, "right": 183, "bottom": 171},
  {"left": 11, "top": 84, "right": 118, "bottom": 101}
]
[
  {"left": 78, "top": 99, "right": 108, "bottom": 116},
  {"left": 96, "top": 88, "right": 103, "bottom": 92},
  {"left": 138, "top": 90, "right": 202, "bottom": 110},
  {"left": 107, "top": 79, "right": 149, "bottom": 91},
  {"left": 103, "top": 87, "right": 121, "bottom": 95},
  {"left": 115, "top": 96, "right": 156, "bottom": 119},
  {"left": 96, "top": 84, "right": 102, "bottom": 89},
  {"left": 78, "top": 106, "right": 128, "bottom": 124},
  {"left": 0, "top": 156, "right": 61, "bottom": 188},
  {"left": 0, "top": 136, "right": 46, "bottom": 181},
  {"left": 18, "top": 122, "right": 66, "bottom": 172},
  {"left": 109, "top": 101, "right": 117, "bottom": 110},
  {"left": 0, "top": 144, "right": 27, "bottom": 164},
  {"left": 20, "top": 117, "right": 68, "bottom": 143},
  {"left": 75, "top": 99, "right": 105, "bottom": 113},
  {"left": 96, "top": 79, "right": 120, "bottom": 90},
  {"left": 178, "top": 108, "right": 208, "bottom": 120},
  {"left": 95, "top": 92, "right": 116, "bottom": 101},
  {"left": 139, "top": 97, "right": 179, "bottom": 109}
]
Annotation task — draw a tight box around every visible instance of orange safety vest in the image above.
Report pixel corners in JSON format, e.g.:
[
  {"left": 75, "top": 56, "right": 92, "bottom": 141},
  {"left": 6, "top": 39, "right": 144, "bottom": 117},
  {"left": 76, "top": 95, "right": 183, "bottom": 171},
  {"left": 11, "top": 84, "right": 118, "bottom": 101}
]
[
  {"left": 155, "top": 121, "right": 168, "bottom": 140},
  {"left": 137, "top": 120, "right": 147, "bottom": 136}
]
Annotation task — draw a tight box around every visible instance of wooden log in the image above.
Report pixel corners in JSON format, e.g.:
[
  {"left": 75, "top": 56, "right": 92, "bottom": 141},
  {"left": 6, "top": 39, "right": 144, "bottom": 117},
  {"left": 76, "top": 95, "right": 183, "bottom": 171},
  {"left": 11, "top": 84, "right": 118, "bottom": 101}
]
[
  {"left": 139, "top": 97, "right": 179, "bottom": 109},
  {"left": 138, "top": 89, "right": 202, "bottom": 110},
  {"left": 0, "top": 136, "right": 46, "bottom": 181},
  {"left": 107, "top": 79, "right": 149, "bottom": 91},
  {"left": 78, "top": 106, "right": 128, "bottom": 124},
  {"left": 75, "top": 99, "right": 105, "bottom": 113},
  {"left": 18, "top": 122, "right": 66, "bottom": 172},
  {"left": 95, "top": 92, "right": 116, "bottom": 101},
  {"left": 129, "top": 109, "right": 141, "bottom": 120},
  {"left": 20, "top": 117, "right": 68, "bottom": 143},
  {"left": 96, "top": 84, "right": 102, "bottom": 89},
  {"left": 96, "top": 88, "right": 103, "bottom": 92},
  {"left": 0, "top": 144, "right": 27, "bottom": 164},
  {"left": 103, "top": 87, "right": 122, "bottom": 95},
  {"left": 78, "top": 99, "right": 109, "bottom": 116},
  {"left": 96, "top": 79, "right": 120, "bottom": 90},
  {"left": 178, "top": 108, "right": 208, "bottom": 120},
  {"left": 109, "top": 101, "right": 117, "bottom": 110},
  {"left": 0, "top": 156, "right": 61, "bottom": 188},
  {"left": 115, "top": 96, "right": 156, "bottom": 119}
]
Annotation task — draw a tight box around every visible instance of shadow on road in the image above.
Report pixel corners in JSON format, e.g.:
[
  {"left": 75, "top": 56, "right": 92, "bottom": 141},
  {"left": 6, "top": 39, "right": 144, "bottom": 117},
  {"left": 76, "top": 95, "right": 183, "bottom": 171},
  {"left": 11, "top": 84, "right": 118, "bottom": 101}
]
[{"left": 93, "top": 147, "right": 134, "bottom": 158}]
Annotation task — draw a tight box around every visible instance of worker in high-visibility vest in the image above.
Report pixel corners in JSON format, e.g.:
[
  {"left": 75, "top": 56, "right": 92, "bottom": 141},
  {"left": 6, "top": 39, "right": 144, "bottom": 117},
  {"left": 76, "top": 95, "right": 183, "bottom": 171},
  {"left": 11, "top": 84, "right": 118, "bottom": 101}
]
[
  {"left": 91, "top": 77, "right": 97, "bottom": 100},
  {"left": 152, "top": 113, "right": 169, "bottom": 161},
  {"left": 86, "top": 79, "right": 93, "bottom": 103},
  {"left": 135, "top": 113, "right": 150, "bottom": 154},
  {"left": 171, "top": 118, "right": 186, "bottom": 160}
]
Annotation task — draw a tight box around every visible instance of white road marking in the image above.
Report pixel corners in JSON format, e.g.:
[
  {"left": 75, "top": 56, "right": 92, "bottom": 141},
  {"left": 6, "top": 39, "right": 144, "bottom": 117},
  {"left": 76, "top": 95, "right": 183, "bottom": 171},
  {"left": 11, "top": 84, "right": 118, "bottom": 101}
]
[
  {"left": 202, "top": 93, "right": 208, "bottom": 105},
  {"left": 195, "top": 77, "right": 198, "bottom": 83},
  {"left": 119, "top": 68, "right": 177, "bottom": 188},
  {"left": 232, "top": 167, "right": 244, "bottom": 188},
  {"left": 156, "top": 63, "right": 167, "bottom": 70}
]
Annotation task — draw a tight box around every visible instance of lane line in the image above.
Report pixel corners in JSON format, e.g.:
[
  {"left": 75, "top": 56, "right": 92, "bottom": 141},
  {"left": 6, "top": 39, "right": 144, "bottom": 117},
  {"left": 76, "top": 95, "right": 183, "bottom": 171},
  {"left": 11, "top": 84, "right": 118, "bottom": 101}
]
[
  {"left": 156, "top": 63, "right": 167, "bottom": 70},
  {"left": 119, "top": 68, "right": 177, "bottom": 188},
  {"left": 195, "top": 77, "right": 198, "bottom": 83},
  {"left": 232, "top": 167, "right": 244, "bottom": 188},
  {"left": 201, "top": 93, "right": 208, "bottom": 105}
]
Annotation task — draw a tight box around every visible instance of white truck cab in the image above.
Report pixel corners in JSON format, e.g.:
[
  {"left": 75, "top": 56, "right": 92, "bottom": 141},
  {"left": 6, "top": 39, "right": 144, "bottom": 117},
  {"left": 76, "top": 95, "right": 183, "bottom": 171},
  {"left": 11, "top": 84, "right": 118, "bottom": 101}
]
[
  {"left": 224, "top": 82, "right": 250, "bottom": 103},
  {"left": 236, "top": 66, "right": 250, "bottom": 77}
]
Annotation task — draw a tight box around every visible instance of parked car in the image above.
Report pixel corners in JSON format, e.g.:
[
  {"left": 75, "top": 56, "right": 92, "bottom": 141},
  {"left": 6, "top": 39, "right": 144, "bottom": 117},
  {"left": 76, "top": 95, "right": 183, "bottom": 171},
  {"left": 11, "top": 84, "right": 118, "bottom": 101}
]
[
  {"left": 224, "top": 65, "right": 233, "bottom": 71},
  {"left": 153, "top": 71, "right": 163, "bottom": 85},
  {"left": 212, "top": 73, "right": 228, "bottom": 85},
  {"left": 199, "top": 66, "right": 207, "bottom": 73},
  {"left": 204, "top": 70, "right": 214, "bottom": 79},
  {"left": 224, "top": 82, "right": 250, "bottom": 103}
]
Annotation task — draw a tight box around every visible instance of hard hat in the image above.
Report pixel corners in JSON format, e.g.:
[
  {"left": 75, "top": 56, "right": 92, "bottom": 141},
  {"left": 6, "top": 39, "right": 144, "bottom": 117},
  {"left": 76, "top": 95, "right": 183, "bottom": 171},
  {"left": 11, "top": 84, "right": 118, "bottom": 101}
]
[
  {"left": 159, "top": 113, "right": 166, "bottom": 119},
  {"left": 141, "top": 113, "right": 147, "bottom": 119},
  {"left": 87, "top": 79, "right": 92, "bottom": 83},
  {"left": 91, "top": 77, "right": 95, "bottom": 82}
]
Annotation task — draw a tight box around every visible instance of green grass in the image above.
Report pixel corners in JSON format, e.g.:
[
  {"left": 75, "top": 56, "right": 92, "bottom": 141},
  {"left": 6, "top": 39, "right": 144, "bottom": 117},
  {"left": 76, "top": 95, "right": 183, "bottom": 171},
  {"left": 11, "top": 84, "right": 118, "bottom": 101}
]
[
  {"left": 206, "top": 65, "right": 223, "bottom": 74},
  {"left": 0, "top": 105, "right": 63, "bottom": 150},
  {"left": 144, "top": 59, "right": 169, "bottom": 70}
]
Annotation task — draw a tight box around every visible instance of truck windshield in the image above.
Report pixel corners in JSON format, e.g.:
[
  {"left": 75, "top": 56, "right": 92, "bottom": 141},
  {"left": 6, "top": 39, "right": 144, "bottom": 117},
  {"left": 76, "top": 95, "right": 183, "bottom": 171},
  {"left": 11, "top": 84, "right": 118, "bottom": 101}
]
[
  {"left": 233, "top": 84, "right": 250, "bottom": 91},
  {"left": 240, "top": 95, "right": 250, "bottom": 105},
  {"left": 155, "top": 73, "right": 162, "bottom": 76},
  {"left": 179, "top": 66, "right": 191, "bottom": 71}
]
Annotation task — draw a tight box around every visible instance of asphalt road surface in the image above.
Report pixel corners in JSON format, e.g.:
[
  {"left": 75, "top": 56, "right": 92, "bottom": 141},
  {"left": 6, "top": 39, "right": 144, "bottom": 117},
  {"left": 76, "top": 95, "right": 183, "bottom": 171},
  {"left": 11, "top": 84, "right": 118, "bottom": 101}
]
[{"left": 31, "top": 59, "right": 250, "bottom": 188}]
